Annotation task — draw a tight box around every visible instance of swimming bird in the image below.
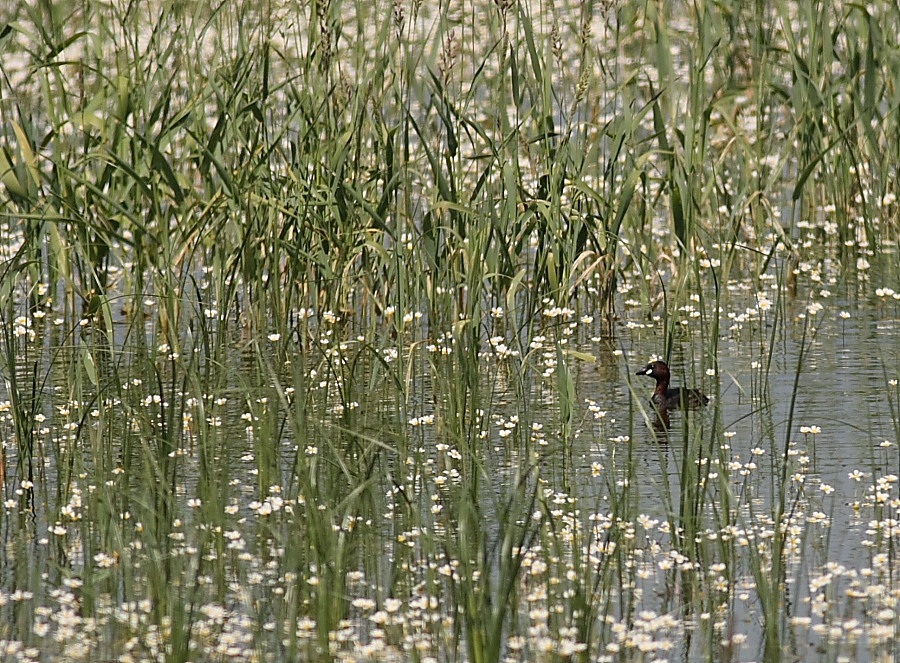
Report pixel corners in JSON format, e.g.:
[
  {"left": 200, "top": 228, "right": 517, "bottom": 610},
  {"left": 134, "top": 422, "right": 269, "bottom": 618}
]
[{"left": 636, "top": 360, "right": 709, "bottom": 411}]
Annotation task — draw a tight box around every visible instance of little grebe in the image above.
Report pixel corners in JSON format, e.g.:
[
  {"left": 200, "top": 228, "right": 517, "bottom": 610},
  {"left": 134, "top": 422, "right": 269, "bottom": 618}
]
[{"left": 636, "top": 360, "right": 709, "bottom": 410}]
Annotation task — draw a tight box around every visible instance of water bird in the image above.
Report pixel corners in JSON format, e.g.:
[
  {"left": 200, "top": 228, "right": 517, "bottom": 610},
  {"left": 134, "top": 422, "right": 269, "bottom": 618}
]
[{"left": 636, "top": 360, "right": 709, "bottom": 411}]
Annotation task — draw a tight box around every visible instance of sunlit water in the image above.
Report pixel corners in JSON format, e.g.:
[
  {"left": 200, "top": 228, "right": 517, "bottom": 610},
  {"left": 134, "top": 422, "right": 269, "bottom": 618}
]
[
  {"left": 558, "top": 260, "right": 900, "bottom": 661},
  {"left": 1, "top": 0, "right": 899, "bottom": 657},
  {"left": 0, "top": 246, "right": 897, "bottom": 661}
]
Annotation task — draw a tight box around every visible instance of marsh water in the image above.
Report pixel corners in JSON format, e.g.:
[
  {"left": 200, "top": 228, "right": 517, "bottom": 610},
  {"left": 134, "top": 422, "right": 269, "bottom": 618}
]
[
  {"left": 4, "top": 0, "right": 900, "bottom": 660},
  {"left": 204, "top": 249, "right": 900, "bottom": 660},
  {"left": 0, "top": 226, "right": 897, "bottom": 662}
]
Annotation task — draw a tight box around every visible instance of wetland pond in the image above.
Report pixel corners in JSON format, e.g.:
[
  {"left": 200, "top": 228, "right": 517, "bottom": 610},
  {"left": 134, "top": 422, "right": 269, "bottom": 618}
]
[
  {"left": 2, "top": 0, "right": 900, "bottom": 661},
  {"left": 0, "top": 242, "right": 897, "bottom": 663}
]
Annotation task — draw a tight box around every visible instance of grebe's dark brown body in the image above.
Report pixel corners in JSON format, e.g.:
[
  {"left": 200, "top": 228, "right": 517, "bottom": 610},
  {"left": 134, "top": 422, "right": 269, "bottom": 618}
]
[{"left": 636, "top": 360, "right": 709, "bottom": 410}]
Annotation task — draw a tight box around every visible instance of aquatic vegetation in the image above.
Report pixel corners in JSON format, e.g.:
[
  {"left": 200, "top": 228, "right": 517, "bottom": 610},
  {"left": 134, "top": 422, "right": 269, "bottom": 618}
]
[{"left": 0, "top": 0, "right": 899, "bottom": 661}]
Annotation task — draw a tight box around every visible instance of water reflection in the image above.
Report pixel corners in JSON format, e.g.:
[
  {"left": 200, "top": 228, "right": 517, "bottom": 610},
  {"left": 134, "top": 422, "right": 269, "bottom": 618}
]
[{"left": 650, "top": 410, "right": 670, "bottom": 434}]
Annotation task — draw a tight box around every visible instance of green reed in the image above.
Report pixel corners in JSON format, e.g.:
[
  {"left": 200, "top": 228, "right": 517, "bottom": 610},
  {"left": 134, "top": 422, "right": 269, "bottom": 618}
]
[{"left": 2, "top": 0, "right": 900, "bottom": 659}]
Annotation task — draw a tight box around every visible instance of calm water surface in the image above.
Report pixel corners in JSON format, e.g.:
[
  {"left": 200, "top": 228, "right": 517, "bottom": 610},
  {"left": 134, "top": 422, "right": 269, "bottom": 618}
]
[{"left": 1, "top": 249, "right": 897, "bottom": 662}]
